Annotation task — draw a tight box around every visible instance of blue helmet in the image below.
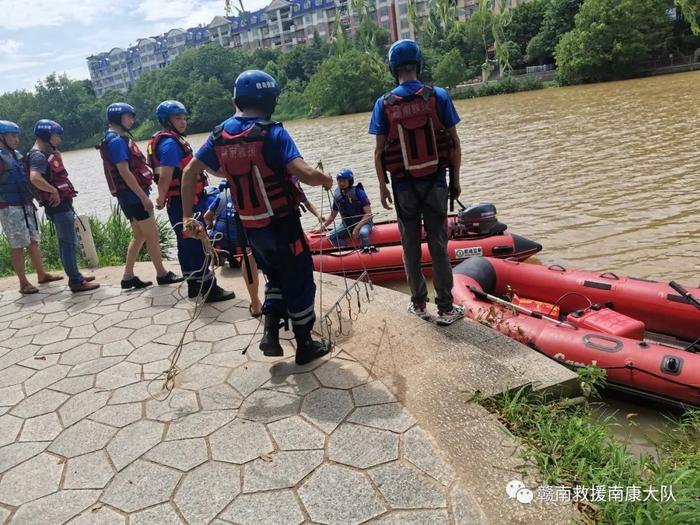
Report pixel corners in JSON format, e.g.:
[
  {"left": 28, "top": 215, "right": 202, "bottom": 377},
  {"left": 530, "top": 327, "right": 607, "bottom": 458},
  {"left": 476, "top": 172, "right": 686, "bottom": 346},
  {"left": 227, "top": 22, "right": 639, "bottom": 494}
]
[
  {"left": 233, "top": 70, "right": 280, "bottom": 110},
  {"left": 156, "top": 100, "right": 188, "bottom": 127},
  {"left": 34, "top": 119, "right": 64, "bottom": 142},
  {"left": 388, "top": 39, "right": 422, "bottom": 75},
  {"left": 106, "top": 102, "right": 136, "bottom": 126},
  {"left": 336, "top": 168, "right": 354, "bottom": 186},
  {"left": 0, "top": 120, "right": 21, "bottom": 135}
]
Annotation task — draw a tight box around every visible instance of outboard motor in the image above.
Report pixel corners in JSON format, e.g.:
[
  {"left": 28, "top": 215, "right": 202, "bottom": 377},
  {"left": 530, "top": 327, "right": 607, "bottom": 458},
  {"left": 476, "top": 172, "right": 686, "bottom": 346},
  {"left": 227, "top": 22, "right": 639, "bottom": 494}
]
[{"left": 454, "top": 202, "right": 507, "bottom": 237}]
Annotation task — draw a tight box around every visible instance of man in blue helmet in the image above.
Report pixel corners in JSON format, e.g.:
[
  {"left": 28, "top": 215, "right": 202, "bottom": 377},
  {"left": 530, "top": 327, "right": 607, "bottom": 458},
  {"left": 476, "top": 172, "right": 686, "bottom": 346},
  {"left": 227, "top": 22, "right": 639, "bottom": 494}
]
[
  {"left": 181, "top": 70, "right": 334, "bottom": 365},
  {"left": 369, "top": 39, "right": 465, "bottom": 326},
  {"left": 97, "top": 102, "right": 182, "bottom": 289},
  {"left": 27, "top": 119, "right": 100, "bottom": 293},
  {"left": 147, "top": 100, "right": 234, "bottom": 303},
  {"left": 0, "top": 120, "right": 62, "bottom": 294},
  {"left": 314, "top": 168, "right": 375, "bottom": 252}
]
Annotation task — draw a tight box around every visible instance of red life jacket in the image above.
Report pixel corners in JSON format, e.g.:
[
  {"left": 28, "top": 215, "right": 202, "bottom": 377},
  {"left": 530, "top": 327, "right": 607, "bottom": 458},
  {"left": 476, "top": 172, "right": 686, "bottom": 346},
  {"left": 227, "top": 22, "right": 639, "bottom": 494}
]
[
  {"left": 381, "top": 85, "right": 453, "bottom": 179},
  {"left": 212, "top": 121, "right": 302, "bottom": 229},
  {"left": 26, "top": 149, "right": 77, "bottom": 206},
  {"left": 97, "top": 132, "right": 153, "bottom": 196},
  {"left": 147, "top": 130, "right": 208, "bottom": 203}
]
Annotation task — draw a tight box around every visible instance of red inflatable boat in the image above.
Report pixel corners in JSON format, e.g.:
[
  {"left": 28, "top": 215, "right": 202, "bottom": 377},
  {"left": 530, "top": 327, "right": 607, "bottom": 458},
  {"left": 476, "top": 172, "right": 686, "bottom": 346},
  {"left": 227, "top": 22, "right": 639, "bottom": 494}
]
[
  {"left": 311, "top": 203, "right": 542, "bottom": 282},
  {"left": 453, "top": 257, "right": 700, "bottom": 407}
]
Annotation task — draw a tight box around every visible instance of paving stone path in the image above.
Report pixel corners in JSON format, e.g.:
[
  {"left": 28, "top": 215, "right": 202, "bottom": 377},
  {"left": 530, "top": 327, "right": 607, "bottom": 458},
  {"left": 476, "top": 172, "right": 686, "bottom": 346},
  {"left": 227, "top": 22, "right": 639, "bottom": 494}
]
[{"left": 0, "top": 282, "right": 470, "bottom": 524}]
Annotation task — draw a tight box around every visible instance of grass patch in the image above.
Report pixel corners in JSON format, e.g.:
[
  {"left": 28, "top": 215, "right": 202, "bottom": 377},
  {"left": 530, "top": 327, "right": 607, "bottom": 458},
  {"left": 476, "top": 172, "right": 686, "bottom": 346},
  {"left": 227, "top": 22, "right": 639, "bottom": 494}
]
[
  {"left": 452, "top": 76, "right": 545, "bottom": 100},
  {"left": 475, "top": 367, "right": 700, "bottom": 524},
  {"left": 0, "top": 204, "right": 174, "bottom": 277}
]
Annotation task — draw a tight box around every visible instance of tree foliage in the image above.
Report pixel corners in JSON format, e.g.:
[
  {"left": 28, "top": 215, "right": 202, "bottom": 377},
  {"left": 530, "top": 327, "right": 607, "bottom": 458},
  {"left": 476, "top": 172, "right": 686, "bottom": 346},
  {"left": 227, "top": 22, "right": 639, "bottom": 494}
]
[
  {"left": 555, "top": 0, "right": 675, "bottom": 84},
  {"left": 433, "top": 49, "right": 467, "bottom": 88}
]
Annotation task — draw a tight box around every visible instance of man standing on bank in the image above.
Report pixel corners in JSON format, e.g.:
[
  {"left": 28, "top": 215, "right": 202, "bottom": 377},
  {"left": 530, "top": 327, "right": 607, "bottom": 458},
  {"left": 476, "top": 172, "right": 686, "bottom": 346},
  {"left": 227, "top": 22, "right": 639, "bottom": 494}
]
[
  {"left": 181, "top": 70, "right": 333, "bottom": 365},
  {"left": 148, "top": 100, "right": 234, "bottom": 303},
  {"left": 97, "top": 103, "right": 183, "bottom": 289},
  {"left": 27, "top": 119, "right": 100, "bottom": 293},
  {"left": 369, "top": 39, "right": 465, "bottom": 325},
  {"left": 0, "top": 120, "right": 62, "bottom": 294}
]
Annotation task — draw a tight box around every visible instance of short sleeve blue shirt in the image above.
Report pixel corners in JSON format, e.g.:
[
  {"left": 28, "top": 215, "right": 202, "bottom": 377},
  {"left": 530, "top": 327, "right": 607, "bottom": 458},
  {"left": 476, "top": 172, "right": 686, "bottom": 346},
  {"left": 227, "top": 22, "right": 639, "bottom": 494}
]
[
  {"left": 156, "top": 137, "right": 184, "bottom": 168},
  {"left": 195, "top": 117, "right": 302, "bottom": 175},
  {"left": 368, "top": 80, "right": 460, "bottom": 136},
  {"left": 105, "top": 131, "right": 130, "bottom": 164}
]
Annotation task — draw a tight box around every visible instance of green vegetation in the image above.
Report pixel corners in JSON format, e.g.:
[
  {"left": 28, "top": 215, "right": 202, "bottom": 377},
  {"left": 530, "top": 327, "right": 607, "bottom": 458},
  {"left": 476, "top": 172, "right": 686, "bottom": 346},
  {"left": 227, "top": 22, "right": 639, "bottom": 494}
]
[
  {"left": 0, "top": 205, "right": 174, "bottom": 277},
  {"left": 1, "top": 0, "right": 699, "bottom": 152},
  {"left": 451, "top": 76, "right": 545, "bottom": 99},
  {"left": 475, "top": 366, "right": 700, "bottom": 524}
]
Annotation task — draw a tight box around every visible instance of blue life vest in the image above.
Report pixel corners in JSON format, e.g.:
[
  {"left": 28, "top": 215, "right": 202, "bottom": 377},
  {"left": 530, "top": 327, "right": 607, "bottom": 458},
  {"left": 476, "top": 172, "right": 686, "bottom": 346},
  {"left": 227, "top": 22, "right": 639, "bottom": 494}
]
[
  {"left": 212, "top": 189, "right": 238, "bottom": 243},
  {"left": 0, "top": 148, "right": 33, "bottom": 206},
  {"left": 333, "top": 183, "right": 367, "bottom": 228}
]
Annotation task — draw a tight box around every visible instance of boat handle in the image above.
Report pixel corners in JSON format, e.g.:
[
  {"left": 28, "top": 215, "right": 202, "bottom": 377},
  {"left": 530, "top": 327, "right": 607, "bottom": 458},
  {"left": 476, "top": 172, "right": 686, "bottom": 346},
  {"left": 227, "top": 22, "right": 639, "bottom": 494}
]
[
  {"left": 548, "top": 265, "right": 566, "bottom": 272},
  {"left": 600, "top": 272, "right": 620, "bottom": 280}
]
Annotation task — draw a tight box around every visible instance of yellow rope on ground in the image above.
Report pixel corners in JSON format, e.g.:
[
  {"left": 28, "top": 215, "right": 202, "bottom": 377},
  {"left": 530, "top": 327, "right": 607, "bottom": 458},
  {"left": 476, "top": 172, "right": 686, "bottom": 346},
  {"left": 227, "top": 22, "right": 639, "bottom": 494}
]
[{"left": 147, "top": 215, "right": 221, "bottom": 401}]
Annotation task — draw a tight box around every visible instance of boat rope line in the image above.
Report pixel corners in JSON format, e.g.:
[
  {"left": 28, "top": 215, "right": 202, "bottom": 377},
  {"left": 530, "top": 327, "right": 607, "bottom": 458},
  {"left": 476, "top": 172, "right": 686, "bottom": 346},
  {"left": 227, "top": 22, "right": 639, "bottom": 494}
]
[
  {"left": 313, "top": 160, "right": 374, "bottom": 347},
  {"left": 600, "top": 364, "right": 700, "bottom": 392}
]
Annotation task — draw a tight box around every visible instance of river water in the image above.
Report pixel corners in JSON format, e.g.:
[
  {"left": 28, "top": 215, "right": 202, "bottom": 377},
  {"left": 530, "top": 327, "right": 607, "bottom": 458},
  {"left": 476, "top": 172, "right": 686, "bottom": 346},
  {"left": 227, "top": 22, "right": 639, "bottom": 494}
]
[
  {"left": 62, "top": 70, "right": 700, "bottom": 283},
  {"left": 44, "top": 71, "right": 700, "bottom": 448}
]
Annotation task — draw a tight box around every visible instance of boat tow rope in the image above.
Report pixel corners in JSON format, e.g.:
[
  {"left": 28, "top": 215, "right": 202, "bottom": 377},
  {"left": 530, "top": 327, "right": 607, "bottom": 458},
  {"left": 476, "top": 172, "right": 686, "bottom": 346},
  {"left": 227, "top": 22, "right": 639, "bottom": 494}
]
[{"left": 314, "top": 160, "right": 374, "bottom": 346}]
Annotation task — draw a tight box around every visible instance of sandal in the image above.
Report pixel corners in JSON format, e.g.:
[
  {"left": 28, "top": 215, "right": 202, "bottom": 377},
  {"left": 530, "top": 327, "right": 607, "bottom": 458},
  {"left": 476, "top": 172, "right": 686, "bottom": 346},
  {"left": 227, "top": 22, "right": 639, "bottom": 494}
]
[
  {"left": 249, "top": 305, "right": 263, "bottom": 318},
  {"left": 38, "top": 274, "right": 64, "bottom": 284},
  {"left": 20, "top": 285, "right": 39, "bottom": 295}
]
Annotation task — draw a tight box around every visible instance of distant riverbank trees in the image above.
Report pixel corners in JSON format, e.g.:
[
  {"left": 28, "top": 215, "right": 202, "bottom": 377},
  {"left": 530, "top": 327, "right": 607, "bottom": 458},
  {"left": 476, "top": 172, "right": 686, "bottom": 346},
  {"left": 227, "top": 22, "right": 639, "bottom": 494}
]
[{"left": 1, "top": 0, "right": 699, "bottom": 151}]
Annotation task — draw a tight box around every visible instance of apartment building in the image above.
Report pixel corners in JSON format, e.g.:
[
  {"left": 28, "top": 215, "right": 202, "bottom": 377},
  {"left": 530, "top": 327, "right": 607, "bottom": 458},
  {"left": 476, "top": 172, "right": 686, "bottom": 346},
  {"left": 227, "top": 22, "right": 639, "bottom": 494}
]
[
  {"left": 86, "top": 26, "right": 210, "bottom": 97},
  {"left": 86, "top": 0, "right": 529, "bottom": 95}
]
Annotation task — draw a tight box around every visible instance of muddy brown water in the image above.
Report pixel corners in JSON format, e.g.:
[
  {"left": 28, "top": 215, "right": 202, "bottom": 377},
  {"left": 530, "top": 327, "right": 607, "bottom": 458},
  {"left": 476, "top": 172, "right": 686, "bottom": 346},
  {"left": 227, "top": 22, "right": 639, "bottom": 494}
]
[{"left": 56, "top": 70, "right": 700, "bottom": 447}]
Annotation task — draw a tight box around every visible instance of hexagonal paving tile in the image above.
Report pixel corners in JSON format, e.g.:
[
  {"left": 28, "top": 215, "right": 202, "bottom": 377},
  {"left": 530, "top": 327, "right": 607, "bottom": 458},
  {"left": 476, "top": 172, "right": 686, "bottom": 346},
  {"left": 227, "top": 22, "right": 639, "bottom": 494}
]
[
  {"left": 263, "top": 372, "right": 320, "bottom": 396},
  {"left": 130, "top": 503, "right": 182, "bottom": 525},
  {"left": 24, "top": 365, "right": 71, "bottom": 396},
  {"left": 107, "top": 419, "right": 165, "bottom": 471},
  {"left": 59, "top": 343, "right": 101, "bottom": 366},
  {"left": 145, "top": 438, "right": 208, "bottom": 471},
  {"left": 199, "top": 384, "right": 243, "bottom": 411},
  {"left": 174, "top": 461, "right": 241, "bottom": 525},
  {"left": 19, "top": 412, "right": 63, "bottom": 442},
  {"left": 0, "top": 452, "right": 63, "bottom": 506},
  {"left": 58, "top": 388, "right": 110, "bottom": 427},
  {"left": 126, "top": 342, "right": 175, "bottom": 365},
  {"left": 221, "top": 490, "right": 304, "bottom": 525},
  {"left": 49, "top": 419, "right": 117, "bottom": 458},
  {"left": 64, "top": 450, "right": 115, "bottom": 489},
  {"left": 101, "top": 459, "right": 181, "bottom": 513},
  {"left": 300, "top": 387, "right": 354, "bottom": 433},
  {"left": 227, "top": 362, "right": 274, "bottom": 397},
  {"left": 328, "top": 423, "right": 399, "bottom": 469},
  {"left": 194, "top": 322, "right": 235, "bottom": 342},
  {"left": 239, "top": 389, "right": 301, "bottom": 423},
  {"left": 145, "top": 388, "right": 199, "bottom": 422},
  {"left": 313, "top": 360, "right": 370, "bottom": 390},
  {"left": 165, "top": 409, "right": 237, "bottom": 441},
  {"left": 176, "top": 363, "right": 230, "bottom": 391},
  {"left": 403, "top": 426, "right": 454, "bottom": 486},
  {"left": 371, "top": 510, "right": 450, "bottom": 524},
  {"left": 299, "top": 464, "right": 386, "bottom": 525},
  {"left": 89, "top": 327, "right": 133, "bottom": 345},
  {"left": 243, "top": 449, "right": 323, "bottom": 492},
  {"left": 68, "top": 356, "right": 124, "bottom": 378},
  {"left": 267, "top": 415, "right": 326, "bottom": 451},
  {"left": 368, "top": 461, "right": 447, "bottom": 509},
  {"left": 68, "top": 506, "right": 126, "bottom": 525},
  {"left": 0, "top": 414, "right": 22, "bottom": 446},
  {"left": 95, "top": 361, "right": 142, "bottom": 390},
  {"left": 0, "top": 442, "right": 48, "bottom": 474},
  {"left": 347, "top": 402, "right": 417, "bottom": 433},
  {"left": 89, "top": 403, "right": 142, "bottom": 428},
  {"left": 11, "top": 389, "right": 69, "bottom": 419},
  {"left": 209, "top": 420, "right": 273, "bottom": 464},
  {"left": 9, "top": 489, "right": 101, "bottom": 524},
  {"left": 351, "top": 380, "right": 397, "bottom": 406}
]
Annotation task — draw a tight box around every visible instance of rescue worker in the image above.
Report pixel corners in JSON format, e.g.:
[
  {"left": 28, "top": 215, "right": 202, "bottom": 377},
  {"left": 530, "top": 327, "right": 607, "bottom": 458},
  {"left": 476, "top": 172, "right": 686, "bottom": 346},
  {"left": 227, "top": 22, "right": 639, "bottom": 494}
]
[
  {"left": 203, "top": 180, "right": 263, "bottom": 317},
  {"left": 181, "top": 69, "right": 334, "bottom": 365},
  {"left": 148, "top": 100, "right": 234, "bottom": 302},
  {"left": 26, "top": 119, "right": 99, "bottom": 293},
  {"left": 314, "top": 168, "right": 375, "bottom": 252},
  {"left": 0, "top": 120, "right": 62, "bottom": 294},
  {"left": 97, "top": 103, "right": 182, "bottom": 289},
  {"left": 369, "top": 39, "right": 465, "bottom": 325}
]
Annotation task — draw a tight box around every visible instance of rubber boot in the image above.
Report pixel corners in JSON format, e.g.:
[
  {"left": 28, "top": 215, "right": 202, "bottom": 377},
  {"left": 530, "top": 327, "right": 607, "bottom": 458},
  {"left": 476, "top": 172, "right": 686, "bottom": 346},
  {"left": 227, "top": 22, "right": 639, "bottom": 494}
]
[
  {"left": 260, "top": 315, "right": 284, "bottom": 356},
  {"left": 295, "top": 333, "right": 331, "bottom": 365}
]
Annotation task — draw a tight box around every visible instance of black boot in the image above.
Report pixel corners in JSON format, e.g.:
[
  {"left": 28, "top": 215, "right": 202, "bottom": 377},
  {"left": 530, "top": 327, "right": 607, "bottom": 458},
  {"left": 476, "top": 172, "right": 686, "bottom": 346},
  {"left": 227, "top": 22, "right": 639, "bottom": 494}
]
[
  {"left": 295, "top": 333, "right": 331, "bottom": 365},
  {"left": 260, "top": 315, "right": 284, "bottom": 356},
  {"left": 157, "top": 271, "right": 184, "bottom": 285},
  {"left": 188, "top": 280, "right": 235, "bottom": 302}
]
